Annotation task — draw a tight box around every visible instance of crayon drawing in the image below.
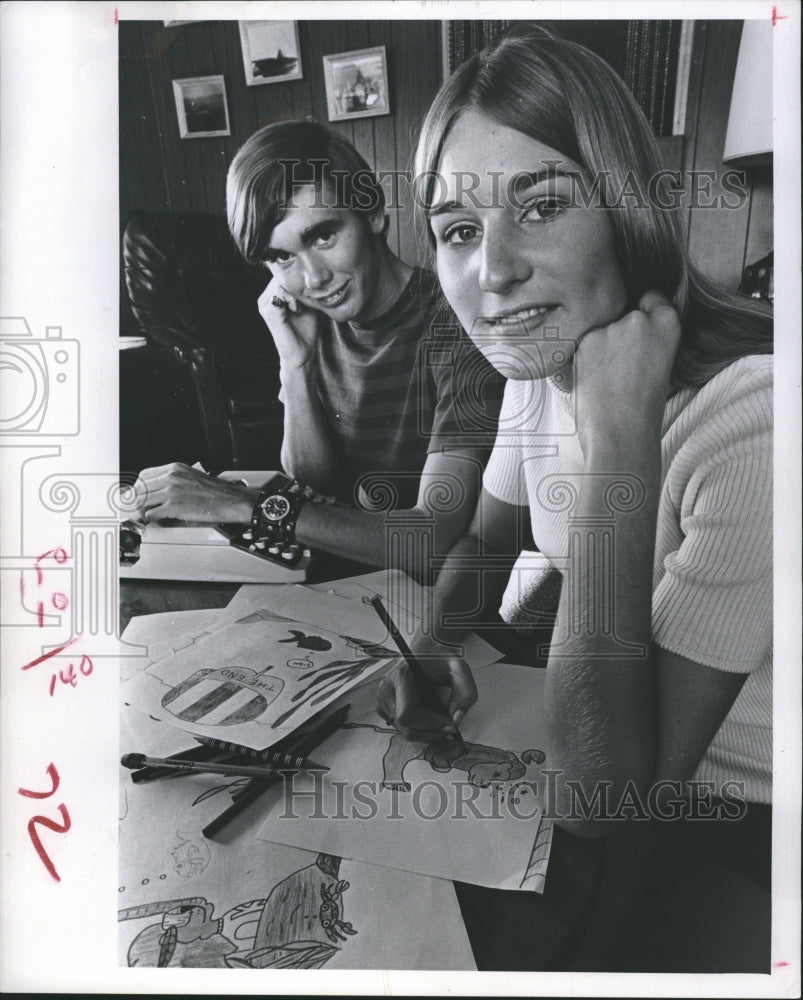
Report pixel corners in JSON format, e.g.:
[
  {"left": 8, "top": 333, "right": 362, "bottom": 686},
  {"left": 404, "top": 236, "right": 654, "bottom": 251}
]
[
  {"left": 161, "top": 665, "right": 286, "bottom": 725},
  {"left": 170, "top": 829, "right": 210, "bottom": 878},
  {"left": 256, "top": 664, "right": 555, "bottom": 892},
  {"left": 343, "top": 722, "right": 545, "bottom": 792},
  {"left": 119, "top": 853, "right": 356, "bottom": 968},
  {"left": 123, "top": 609, "right": 399, "bottom": 745}
]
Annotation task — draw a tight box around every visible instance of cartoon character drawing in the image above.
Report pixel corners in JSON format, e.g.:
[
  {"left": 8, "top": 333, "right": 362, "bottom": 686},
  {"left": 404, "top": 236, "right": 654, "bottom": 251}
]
[
  {"left": 120, "top": 854, "right": 357, "bottom": 969},
  {"left": 170, "top": 829, "right": 210, "bottom": 878},
  {"left": 277, "top": 629, "right": 333, "bottom": 652},
  {"left": 121, "top": 897, "right": 238, "bottom": 967},
  {"left": 344, "top": 722, "right": 545, "bottom": 791}
]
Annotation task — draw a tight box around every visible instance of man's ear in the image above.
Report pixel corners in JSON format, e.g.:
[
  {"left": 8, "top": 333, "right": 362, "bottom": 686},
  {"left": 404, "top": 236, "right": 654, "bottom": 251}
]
[{"left": 368, "top": 211, "right": 388, "bottom": 236}]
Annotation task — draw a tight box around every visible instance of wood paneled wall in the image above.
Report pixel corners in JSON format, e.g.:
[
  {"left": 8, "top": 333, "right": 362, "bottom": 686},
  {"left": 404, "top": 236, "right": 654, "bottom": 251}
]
[
  {"left": 120, "top": 19, "right": 772, "bottom": 292},
  {"left": 119, "top": 19, "right": 441, "bottom": 267}
]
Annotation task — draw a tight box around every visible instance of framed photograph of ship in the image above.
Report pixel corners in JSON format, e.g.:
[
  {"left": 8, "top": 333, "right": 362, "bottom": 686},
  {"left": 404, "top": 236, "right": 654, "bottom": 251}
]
[
  {"left": 323, "top": 46, "right": 390, "bottom": 121},
  {"left": 172, "top": 75, "right": 230, "bottom": 139},
  {"left": 238, "top": 20, "right": 303, "bottom": 86}
]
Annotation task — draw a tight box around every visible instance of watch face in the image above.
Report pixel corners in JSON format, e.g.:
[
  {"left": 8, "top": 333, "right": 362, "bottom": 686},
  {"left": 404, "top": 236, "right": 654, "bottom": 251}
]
[{"left": 261, "top": 494, "right": 291, "bottom": 521}]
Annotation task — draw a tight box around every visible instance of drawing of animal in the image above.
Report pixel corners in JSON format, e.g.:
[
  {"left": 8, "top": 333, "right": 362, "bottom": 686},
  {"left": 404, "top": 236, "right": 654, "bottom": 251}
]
[
  {"left": 121, "top": 897, "right": 237, "bottom": 967},
  {"left": 170, "top": 829, "right": 210, "bottom": 878},
  {"left": 343, "top": 722, "right": 545, "bottom": 791},
  {"left": 319, "top": 880, "right": 357, "bottom": 943},
  {"left": 277, "top": 629, "right": 333, "bottom": 652}
]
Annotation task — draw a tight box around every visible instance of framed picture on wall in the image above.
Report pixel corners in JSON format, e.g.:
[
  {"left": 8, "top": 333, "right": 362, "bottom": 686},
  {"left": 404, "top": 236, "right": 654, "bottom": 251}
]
[
  {"left": 323, "top": 46, "right": 390, "bottom": 121},
  {"left": 172, "top": 75, "right": 231, "bottom": 139},
  {"left": 239, "top": 20, "right": 303, "bottom": 86}
]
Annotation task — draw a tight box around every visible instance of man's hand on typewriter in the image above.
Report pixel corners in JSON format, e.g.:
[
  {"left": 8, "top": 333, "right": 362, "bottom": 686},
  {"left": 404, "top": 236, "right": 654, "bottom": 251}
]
[{"left": 135, "top": 463, "right": 258, "bottom": 524}]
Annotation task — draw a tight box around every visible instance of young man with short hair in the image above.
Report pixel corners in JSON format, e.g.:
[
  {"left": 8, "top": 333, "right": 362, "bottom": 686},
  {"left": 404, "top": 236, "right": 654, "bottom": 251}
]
[{"left": 135, "top": 122, "right": 504, "bottom": 578}]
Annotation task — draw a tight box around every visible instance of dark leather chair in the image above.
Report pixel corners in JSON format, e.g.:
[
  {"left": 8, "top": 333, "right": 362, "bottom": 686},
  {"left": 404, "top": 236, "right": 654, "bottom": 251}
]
[{"left": 121, "top": 210, "right": 284, "bottom": 473}]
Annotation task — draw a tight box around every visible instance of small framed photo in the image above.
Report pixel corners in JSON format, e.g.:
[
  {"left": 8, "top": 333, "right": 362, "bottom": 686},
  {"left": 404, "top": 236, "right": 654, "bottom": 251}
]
[
  {"left": 323, "top": 46, "right": 390, "bottom": 122},
  {"left": 239, "top": 20, "right": 302, "bottom": 86},
  {"left": 172, "top": 75, "right": 230, "bottom": 139}
]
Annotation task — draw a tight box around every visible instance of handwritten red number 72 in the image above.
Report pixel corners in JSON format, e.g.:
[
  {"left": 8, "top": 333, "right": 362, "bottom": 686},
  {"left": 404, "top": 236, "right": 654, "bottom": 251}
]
[{"left": 17, "top": 762, "right": 71, "bottom": 882}]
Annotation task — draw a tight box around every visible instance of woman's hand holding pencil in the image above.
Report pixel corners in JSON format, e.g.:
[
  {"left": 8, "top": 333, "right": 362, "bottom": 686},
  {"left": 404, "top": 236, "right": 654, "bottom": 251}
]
[
  {"left": 376, "top": 655, "right": 477, "bottom": 742},
  {"left": 370, "top": 595, "right": 477, "bottom": 744}
]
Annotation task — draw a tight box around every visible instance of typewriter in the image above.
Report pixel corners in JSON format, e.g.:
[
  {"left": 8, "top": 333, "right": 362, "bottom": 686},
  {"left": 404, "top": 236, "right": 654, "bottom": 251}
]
[{"left": 119, "top": 471, "right": 314, "bottom": 583}]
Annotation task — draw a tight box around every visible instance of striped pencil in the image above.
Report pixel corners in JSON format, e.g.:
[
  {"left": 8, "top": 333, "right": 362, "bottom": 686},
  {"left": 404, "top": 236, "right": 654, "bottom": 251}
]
[
  {"left": 202, "top": 703, "right": 349, "bottom": 839},
  {"left": 193, "top": 735, "right": 329, "bottom": 772}
]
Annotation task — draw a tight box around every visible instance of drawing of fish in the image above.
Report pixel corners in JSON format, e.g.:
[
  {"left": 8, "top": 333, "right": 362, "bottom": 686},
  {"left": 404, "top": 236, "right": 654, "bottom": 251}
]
[{"left": 277, "top": 629, "right": 333, "bottom": 652}]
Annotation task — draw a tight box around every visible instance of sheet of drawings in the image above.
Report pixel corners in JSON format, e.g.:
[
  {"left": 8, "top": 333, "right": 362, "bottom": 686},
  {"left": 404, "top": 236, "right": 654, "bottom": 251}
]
[
  {"left": 256, "top": 663, "right": 554, "bottom": 892},
  {"left": 123, "top": 578, "right": 504, "bottom": 747},
  {"left": 119, "top": 705, "right": 476, "bottom": 970},
  {"left": 122, "top": 607, "right": 402, "bottom": 745}
]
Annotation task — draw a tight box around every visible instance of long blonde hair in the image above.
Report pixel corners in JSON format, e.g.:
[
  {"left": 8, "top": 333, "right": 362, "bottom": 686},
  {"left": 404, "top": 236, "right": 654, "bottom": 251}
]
[{"left": 415, "top": 30, "right": 772, "bottom": 389}]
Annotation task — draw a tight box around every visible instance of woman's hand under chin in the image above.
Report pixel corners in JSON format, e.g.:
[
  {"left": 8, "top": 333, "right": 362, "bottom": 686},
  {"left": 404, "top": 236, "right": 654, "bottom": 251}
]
[{"left": 573, "top": 290, "right": 681, "bottom": 461}]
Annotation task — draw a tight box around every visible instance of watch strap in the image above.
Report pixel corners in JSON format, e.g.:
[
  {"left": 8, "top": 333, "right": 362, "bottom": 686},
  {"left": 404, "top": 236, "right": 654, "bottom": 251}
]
[{"left": 251, "top": 476, "right": 311, "bottom": 545}]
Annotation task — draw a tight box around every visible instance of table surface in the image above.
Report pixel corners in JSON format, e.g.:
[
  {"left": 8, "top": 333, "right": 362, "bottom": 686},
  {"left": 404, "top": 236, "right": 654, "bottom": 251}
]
[{"left": 120, "top": 573, "right": 619, "bottom": 971}]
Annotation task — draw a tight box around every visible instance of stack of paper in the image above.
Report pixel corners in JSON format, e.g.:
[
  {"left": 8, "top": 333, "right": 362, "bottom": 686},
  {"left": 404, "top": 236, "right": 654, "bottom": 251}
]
[
  {"left": 120, "top": 572, "right": 552, "bottom": 927},
  {"left": 118, "top": 701, "right": 476, "bottom": 970}
]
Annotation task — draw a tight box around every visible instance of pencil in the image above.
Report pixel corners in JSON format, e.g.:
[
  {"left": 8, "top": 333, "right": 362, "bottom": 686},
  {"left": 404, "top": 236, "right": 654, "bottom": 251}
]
[
  {"left": 202, "top": 702, "right": 350, "bottom": 839},
  {"left": 121, "top": 753, "right": 320, "bottom": 781},
  {"left": 128, "top": 743, "right": 222, "bottom": 784},
  {"left": 133, "top": 696, "right": 346, "bottom": 785},
  {"left": 369, "top": 594, "right": 467, "bottom": 752},
  {"left": 192, "top": 735, "right": 329, "bottom": 772}
]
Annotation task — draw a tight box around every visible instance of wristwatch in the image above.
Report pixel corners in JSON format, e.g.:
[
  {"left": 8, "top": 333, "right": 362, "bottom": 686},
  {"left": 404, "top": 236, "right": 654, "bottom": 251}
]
[
  {"left": 251, "top": 475, "right": 312, "bottom": 545},
  {"left": 260, "top": 491, "right": 293, "bottom": 523}
]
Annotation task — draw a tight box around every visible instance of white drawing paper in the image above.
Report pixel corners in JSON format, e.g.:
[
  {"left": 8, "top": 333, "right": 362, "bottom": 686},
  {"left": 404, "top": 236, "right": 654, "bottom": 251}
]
[
  {"left": 256, "top": 664, "right": 553, "bottom": 891},
  {"left": 120, "top": 607, "right": 230, "bottom": 681}
]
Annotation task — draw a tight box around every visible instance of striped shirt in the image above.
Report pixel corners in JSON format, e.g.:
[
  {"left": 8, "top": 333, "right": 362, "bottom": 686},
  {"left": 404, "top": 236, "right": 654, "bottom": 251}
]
[
  {"left": 313, "top": 267, "right": 505, "bottom": 508},
  {"left": 484, "top": 354, "right": 773, "bottom": 803}
]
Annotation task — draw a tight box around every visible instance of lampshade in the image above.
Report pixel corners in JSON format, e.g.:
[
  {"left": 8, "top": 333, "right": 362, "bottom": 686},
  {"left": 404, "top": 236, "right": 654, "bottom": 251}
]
[{"left": 723, "top": 20, "right": 773, "bottom": 165}]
